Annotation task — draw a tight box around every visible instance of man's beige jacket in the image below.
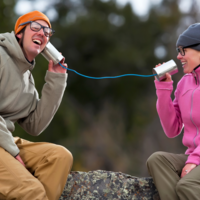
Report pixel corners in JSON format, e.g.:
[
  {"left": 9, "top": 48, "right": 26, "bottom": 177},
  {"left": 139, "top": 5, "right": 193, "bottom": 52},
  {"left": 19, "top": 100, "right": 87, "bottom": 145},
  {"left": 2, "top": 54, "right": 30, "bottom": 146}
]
[{"left": 0, "top": 31, "right": 67, "bottom": 156}]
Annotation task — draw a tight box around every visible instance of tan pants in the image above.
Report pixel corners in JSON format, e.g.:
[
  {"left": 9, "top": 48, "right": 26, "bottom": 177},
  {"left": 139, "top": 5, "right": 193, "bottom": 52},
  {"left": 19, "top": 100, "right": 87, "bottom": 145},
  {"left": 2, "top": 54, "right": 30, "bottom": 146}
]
[
  {"left": 0, "top": 137, "right": 73, "bottom": 200},
  {"left": 147, "top": 151, "right": 200, "bottom": 200}
]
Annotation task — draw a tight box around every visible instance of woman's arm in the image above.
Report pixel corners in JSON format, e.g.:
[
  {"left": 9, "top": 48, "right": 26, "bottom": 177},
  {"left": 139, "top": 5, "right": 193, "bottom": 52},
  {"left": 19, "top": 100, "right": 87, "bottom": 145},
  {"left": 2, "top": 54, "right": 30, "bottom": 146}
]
[{"left": 155, "top": 76, "right": 183, "bottom": 138}]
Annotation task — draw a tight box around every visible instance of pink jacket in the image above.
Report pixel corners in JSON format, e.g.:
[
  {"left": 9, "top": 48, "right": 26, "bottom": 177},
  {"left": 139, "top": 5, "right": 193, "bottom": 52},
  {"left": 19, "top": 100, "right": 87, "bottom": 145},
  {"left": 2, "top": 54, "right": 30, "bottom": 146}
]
[{"left": 155, "top": 67, "right": 200, "bottom": 165}]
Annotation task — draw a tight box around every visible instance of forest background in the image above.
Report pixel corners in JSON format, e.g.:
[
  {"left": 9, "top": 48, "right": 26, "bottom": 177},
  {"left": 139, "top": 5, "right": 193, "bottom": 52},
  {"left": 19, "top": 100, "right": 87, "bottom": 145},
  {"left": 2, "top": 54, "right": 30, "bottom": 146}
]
[{"left": 1, "top": 0, "right": 199, "bottom": 176}]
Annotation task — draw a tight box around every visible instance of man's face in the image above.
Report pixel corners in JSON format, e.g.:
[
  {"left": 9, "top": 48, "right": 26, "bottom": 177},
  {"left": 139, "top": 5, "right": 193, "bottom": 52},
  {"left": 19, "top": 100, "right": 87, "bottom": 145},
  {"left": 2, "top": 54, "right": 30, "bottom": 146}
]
[{"left": 16, "top": 20, "right": 49, "bottom": 62}]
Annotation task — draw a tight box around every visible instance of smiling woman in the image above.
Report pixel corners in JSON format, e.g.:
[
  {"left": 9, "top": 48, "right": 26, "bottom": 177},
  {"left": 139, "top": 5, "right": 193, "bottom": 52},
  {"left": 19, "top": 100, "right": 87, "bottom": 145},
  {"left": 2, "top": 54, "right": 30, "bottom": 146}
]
[
  {"left": 177, "top": 47, "right": 200, "bottom": 74},
  {"left": 147, "top": 23, "right": 200, "bottom": 200}
]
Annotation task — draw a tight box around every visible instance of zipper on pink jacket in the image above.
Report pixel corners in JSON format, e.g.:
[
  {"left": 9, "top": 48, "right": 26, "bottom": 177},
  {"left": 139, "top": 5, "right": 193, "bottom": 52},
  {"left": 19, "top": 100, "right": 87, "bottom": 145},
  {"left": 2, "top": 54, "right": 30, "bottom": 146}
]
[{"left": 190, "top": 70, "right": 199, "bottom": 148}]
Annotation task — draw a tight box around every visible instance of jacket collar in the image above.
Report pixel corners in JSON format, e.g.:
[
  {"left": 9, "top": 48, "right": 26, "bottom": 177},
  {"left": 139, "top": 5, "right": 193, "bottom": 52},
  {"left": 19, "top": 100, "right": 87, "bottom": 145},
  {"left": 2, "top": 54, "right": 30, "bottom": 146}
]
[
  {"left": 0, "top": 31, "right": 35, "bottom": 74},
  {"left": 193, "top": 65, "right": 200, "bottom": 75},
  {"left": 194, "top": 64, "right": 200, "bottom": 71},
  {"left": 192, "top": 65, "right": 200, "bottom": 84}
]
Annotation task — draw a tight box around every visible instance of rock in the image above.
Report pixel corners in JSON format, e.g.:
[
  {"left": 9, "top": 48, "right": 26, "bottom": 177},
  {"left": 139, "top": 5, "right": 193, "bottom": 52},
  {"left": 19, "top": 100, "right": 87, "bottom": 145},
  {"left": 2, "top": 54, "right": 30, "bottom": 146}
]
[{"left": 59, "top": 170, "right": 160, "bottom": 200}]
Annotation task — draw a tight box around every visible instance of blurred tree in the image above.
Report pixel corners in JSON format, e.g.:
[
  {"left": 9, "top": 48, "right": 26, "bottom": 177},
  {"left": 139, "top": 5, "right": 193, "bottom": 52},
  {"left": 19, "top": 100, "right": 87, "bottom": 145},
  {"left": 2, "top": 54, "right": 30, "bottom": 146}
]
[
  {"left": 1, "top": 0, "right": 199, "bottom": 176},
  {"left": 0, "top": 0, "right": 17, "bottom": 31}
]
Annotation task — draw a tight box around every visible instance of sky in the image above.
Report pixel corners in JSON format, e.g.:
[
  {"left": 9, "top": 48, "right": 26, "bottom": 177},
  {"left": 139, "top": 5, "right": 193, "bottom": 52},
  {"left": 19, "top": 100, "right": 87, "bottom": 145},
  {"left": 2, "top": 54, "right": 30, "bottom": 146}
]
[
  {"left": 119, "top": 0, "right": 193, "bottom": 15},
  {"left": 13, "top": 0, "right": 194, "bottom": 59},
  {"left": 14, "top": 0, "right": 193, "bottom": 17}
]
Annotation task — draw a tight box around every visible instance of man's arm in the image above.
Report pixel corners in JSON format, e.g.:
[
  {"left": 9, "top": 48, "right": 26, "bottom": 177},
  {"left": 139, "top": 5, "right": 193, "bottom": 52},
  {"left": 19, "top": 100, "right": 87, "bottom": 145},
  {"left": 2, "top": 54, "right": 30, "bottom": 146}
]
[{"left": 17, "top": 59, "right": 68, "bottom": 135}]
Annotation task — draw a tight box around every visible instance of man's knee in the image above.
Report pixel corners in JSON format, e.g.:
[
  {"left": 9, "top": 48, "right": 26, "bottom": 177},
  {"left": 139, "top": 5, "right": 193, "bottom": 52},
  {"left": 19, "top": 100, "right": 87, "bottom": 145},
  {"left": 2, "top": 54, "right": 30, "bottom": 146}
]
[
  {"left": 56, "top": 145, "right": 73, "bottom": 159},
  {"left": 62, "top": 147, "right": 73, "bottom": 168},
  {"left": 52, "top": 145, "right": 73, "bottom": 168}
]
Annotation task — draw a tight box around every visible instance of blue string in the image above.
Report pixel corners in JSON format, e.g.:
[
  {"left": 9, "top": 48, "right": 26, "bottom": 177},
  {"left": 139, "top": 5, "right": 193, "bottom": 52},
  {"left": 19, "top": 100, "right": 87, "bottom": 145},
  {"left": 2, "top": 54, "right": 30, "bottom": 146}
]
[{"left": 59, "top": 63, "right": 156, "bottom": 79}]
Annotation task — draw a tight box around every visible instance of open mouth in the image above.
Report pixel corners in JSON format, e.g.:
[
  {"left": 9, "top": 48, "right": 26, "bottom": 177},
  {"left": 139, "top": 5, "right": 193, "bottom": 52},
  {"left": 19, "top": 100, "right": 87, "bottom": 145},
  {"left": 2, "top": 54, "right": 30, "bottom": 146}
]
[
  {"left": 182, "top": 62, "right": 187, "bottom": 67},
  {"left": 33, "top": 39, "right": 42, "bottom": 45}
]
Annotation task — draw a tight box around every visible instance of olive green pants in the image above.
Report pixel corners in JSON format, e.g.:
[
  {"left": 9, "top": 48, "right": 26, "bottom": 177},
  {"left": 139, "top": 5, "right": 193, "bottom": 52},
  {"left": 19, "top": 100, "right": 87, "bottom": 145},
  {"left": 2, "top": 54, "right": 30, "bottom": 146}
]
[
  {"left": 146, "top": 151, "right": 200, "bottom": 200},
  {"left": 0, "top": 137, "right": 73, "bottom": 200}
]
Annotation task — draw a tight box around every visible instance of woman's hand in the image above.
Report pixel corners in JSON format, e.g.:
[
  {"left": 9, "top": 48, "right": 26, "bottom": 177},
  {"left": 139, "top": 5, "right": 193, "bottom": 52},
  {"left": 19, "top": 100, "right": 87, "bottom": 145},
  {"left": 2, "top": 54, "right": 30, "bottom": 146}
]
[
  {"left": 181, "top": 163, "right": 197, "bottom": 178},
  {"left": 48, "top": 57, "right": 67, "bottom": 74},
  {"left": 155, "top": 63, "right": 172, "bottom": 82}
]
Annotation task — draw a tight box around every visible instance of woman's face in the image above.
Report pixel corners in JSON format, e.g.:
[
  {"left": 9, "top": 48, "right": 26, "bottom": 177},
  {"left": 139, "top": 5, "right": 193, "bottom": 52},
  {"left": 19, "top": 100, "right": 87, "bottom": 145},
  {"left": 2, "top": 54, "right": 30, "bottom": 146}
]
[{"left": 177, "top": 48, "right": 200, "bottom": 73}]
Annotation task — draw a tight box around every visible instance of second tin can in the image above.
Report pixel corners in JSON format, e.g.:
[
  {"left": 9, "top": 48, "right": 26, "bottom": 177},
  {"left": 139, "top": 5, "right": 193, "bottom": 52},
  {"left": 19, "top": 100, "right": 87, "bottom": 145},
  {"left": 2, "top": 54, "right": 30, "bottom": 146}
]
[{"left": 152, "top": 59, "right": 178, "bottom": 81}]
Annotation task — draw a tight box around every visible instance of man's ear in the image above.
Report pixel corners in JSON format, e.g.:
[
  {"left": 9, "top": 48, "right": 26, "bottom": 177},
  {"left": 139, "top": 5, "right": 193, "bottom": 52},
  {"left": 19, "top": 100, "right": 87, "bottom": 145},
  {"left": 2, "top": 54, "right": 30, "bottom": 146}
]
[{"left": 16, "top": 32, "right": 23, "bottom": 39}]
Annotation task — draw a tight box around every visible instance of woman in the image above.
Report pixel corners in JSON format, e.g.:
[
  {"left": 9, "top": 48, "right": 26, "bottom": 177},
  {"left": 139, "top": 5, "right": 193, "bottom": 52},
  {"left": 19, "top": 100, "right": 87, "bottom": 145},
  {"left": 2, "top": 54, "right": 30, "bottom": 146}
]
[{"left": 147, "top": 23, "right": 200, "bottom": 200}]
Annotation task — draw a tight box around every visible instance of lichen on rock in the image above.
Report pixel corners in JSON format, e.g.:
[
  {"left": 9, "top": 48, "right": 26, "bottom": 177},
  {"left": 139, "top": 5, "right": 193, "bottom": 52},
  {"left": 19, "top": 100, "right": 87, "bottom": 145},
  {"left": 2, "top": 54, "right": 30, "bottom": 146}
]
[{"left": 59, "top": 170, "right": 160, "bottom": 200}]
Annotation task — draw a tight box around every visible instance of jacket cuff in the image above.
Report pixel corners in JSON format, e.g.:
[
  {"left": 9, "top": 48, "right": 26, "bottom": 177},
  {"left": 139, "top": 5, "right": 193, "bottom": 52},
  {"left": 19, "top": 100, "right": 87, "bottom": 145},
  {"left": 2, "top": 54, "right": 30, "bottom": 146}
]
[
  {"left": 9, "top": 147, "right": 20, "bottom": 157},
  {"left": 186, "top": 155, "right": 200, "bottom": 166},
  {"left": 154, "top": 80, "right": 173, "bottom": 90},
  {"left": 46, "top": 70, "right": 68, "bottom": 81}
]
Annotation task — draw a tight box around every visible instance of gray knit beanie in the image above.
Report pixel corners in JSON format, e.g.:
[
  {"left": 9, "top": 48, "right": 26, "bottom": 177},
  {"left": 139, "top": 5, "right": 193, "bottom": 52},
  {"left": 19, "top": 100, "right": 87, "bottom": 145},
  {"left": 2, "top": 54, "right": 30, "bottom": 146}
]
[{"left": 176, "top": 23, "right": 200, "bottom": 50}]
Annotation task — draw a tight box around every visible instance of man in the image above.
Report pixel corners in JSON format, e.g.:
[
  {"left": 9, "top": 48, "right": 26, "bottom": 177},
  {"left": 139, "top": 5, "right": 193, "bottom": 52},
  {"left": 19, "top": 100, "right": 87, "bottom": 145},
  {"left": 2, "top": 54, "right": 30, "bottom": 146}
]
[{"left": 0, "top": 10, "right": 73, "bottom": 200}]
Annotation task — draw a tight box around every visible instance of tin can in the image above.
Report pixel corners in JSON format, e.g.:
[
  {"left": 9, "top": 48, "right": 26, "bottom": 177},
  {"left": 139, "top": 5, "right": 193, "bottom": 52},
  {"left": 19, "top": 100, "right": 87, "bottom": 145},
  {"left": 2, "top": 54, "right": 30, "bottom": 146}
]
[
  {"left": 41, "top": 42, "right": 64, "bottom": 65},
  {"left": 152, "top": 59, "right": 178, "bottom": 81}
]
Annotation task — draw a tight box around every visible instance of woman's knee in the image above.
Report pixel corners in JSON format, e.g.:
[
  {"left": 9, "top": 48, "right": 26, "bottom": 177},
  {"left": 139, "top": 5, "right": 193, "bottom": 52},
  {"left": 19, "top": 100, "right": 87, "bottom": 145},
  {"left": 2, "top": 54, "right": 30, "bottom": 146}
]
[
  {"left": 176, "top": 179, "right": 189, "bottom": 196},
  {"left": 146, "top": 151, "right": 169, "bottom": 176},
  {"left": 146, "top": 151, "right": 166, "bottom": 167},
  {"left": 176, "top": 178, "right": 200, "bottom": 197}
]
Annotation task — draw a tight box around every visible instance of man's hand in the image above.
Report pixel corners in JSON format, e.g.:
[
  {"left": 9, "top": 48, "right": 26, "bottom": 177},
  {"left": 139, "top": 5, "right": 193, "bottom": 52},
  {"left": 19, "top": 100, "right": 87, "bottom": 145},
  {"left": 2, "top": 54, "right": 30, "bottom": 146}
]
[
  {"left": 48, "top": 57, "right": 67, "bottom": 74},
  {"left": 181, "top": 163, "right": 197, "bottom": 178},
  {"left": 15, "top": 155, "right": 26, "bottom": 167},
  {"left": 155, "top": 63, "right": 172, "bottom": 82}
]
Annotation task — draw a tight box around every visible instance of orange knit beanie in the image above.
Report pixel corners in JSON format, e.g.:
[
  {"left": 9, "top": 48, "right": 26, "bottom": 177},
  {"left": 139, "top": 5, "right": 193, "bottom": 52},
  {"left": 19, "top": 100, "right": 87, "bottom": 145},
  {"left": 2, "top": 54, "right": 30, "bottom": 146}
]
[{"left": 15, "top": 10, "right": 51, "bottom": 34}]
